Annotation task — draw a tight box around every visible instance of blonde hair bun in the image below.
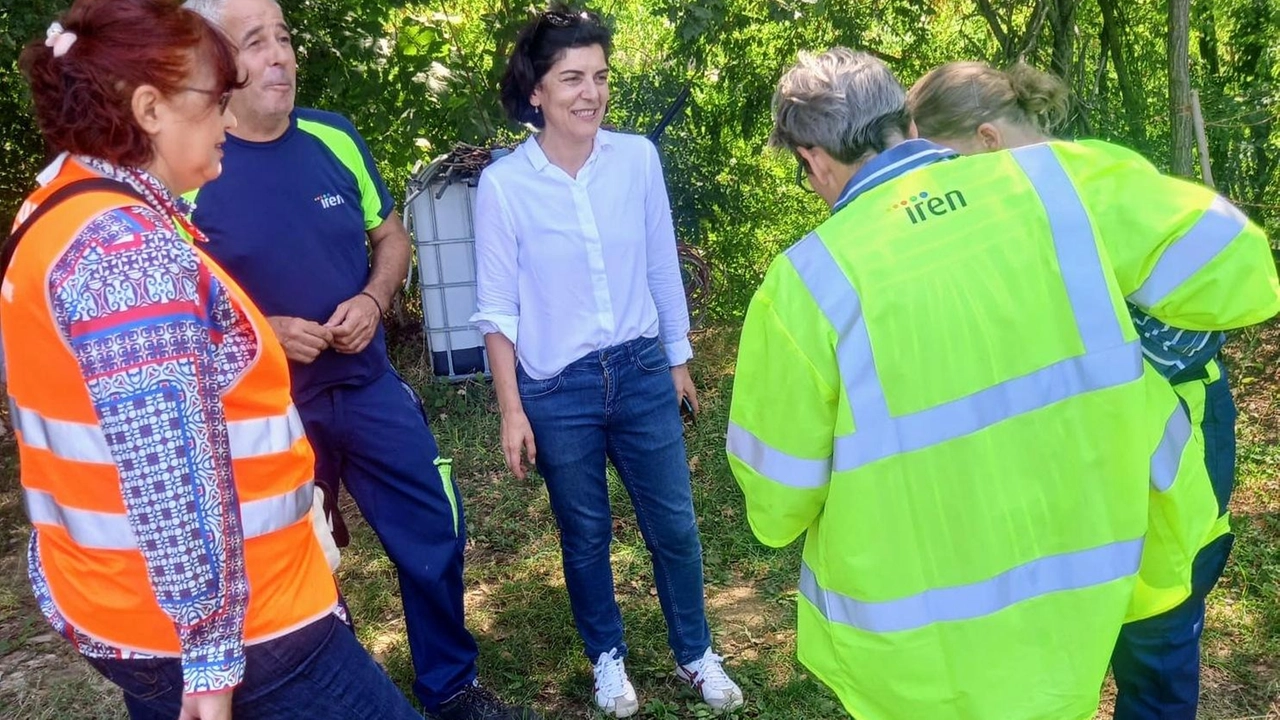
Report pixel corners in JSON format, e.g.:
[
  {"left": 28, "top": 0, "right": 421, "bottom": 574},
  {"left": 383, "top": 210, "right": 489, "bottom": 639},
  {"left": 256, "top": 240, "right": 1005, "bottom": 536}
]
[
  {"left": 1005, "top": 61, "right": 1068, "bottom": 132},
  {"left": 907, "top": 60, "right": 1069, "bottom": 140}
]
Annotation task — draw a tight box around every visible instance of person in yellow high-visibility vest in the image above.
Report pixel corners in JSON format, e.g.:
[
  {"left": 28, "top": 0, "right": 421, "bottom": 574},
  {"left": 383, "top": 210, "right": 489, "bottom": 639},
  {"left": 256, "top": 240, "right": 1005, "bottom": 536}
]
[
  {"left": 728, "top": 47, "right": 1280, "bottom": 720},
  {"left": 907, "top": 60, "right": 1251, "bottom": 720}
]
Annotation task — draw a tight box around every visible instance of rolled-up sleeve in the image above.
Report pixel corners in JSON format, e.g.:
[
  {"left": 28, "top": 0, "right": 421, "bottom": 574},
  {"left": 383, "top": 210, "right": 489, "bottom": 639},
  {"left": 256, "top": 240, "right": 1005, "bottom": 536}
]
[
  {"left": 471, "top": 170, "right": 521, "bottom": 344},
  {"left": 642, "top": 142, "right": 693, "bottom": 366}
]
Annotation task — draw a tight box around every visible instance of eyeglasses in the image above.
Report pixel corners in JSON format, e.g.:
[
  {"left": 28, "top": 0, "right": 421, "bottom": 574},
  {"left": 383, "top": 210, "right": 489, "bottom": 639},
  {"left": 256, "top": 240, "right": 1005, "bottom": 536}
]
[
  {"left": 181, "top": 87, "right": 233, "bottom": 115},
  {"left": 794, "top": 152, "right": 814, "bottom": 193}
]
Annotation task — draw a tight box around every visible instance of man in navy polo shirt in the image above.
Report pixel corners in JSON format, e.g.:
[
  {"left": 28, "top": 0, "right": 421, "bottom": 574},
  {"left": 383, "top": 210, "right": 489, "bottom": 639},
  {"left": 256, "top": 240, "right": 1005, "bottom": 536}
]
[{"left": 185, "top": 1, "right": 538, "bottom": 718}]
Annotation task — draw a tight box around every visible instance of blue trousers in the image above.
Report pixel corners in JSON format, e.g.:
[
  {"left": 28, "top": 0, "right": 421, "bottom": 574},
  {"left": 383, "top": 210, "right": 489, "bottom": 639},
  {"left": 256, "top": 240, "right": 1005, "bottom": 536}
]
[
  {"left": 1111, "top": 370, "right": 1237, "bottom": 720},
  {"left": 299, "top": 370, "right": 477, "bottom": 712},
  {"left": 517, "top": 335, "right": 713, "bottom": 665},
  {"left": 89, "top": 615, "right": 421, "bottom": 719}
]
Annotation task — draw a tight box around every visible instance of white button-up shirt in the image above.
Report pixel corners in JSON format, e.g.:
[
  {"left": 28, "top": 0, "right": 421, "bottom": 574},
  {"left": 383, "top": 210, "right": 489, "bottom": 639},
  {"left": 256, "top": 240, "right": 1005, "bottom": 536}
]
[{"left": 471, "top": 129, "right": 692, "bottom": 380}]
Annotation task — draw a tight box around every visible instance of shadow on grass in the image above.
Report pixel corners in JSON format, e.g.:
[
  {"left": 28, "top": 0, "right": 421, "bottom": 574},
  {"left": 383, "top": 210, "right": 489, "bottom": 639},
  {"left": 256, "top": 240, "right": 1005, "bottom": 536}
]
[{"left": 1196, "top": 510, "right": 1280, "bottom": 720}]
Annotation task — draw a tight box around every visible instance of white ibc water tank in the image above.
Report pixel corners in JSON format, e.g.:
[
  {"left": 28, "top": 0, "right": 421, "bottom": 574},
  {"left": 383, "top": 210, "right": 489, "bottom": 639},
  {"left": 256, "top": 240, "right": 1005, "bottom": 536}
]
[{"left": 404, "top": 152, "right": 501, "bottom": 381}]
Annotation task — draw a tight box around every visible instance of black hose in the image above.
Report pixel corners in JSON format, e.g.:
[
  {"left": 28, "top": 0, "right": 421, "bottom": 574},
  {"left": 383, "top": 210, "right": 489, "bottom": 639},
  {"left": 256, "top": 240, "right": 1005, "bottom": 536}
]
[{"left": 647, "top": 85, "right": 693, "bottom": 145}]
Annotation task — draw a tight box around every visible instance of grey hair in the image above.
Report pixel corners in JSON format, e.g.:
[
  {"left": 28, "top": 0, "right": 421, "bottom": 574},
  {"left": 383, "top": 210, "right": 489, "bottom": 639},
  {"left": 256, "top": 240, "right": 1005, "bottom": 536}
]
[
  {"left": 182, "top": 0, "right": 229, "bottom": 25},
  {"left": 182, "top": 0, "right": 282, "bottom": 27},
  {"left": 769, "top": 47, "right": 911, "bottom": 164}
]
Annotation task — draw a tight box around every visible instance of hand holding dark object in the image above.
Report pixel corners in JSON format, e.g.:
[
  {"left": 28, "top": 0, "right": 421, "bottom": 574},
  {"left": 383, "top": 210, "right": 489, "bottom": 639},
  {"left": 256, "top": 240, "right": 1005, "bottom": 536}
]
[
  {"left": 671, "top": 364, "right": 699, "bottom": 422},
  {"left": 681, "top": 395, "right": 697, "bottom": 424}
]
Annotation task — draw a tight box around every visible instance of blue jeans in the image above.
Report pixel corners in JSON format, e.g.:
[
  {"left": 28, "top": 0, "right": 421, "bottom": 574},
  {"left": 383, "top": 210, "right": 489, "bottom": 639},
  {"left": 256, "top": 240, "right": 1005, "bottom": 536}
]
[
  {"left": 87, "top": 615, "right": 421, "bottom": 719},
  {"left": 298, "top": 370, "right": 477, "bottom": 711},
  {"left": 1111, "top": 369, "right": 1237, "bottom": 720},
  {"left": 517, "top": 335, "right": 712, "bottom": 665}
]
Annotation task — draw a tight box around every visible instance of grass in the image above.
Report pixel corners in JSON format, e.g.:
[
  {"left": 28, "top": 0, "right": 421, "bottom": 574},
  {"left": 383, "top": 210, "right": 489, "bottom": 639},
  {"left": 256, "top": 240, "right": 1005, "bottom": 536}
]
[{"left": 0, "top": 320, "right": 1278, "bottom": 719}]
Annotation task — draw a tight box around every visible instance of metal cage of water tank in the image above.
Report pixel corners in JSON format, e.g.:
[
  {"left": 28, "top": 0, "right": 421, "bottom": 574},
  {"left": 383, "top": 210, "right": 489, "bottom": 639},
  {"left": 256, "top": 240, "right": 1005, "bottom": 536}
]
[{"left": 404, "top": 157, "right": 489, "bottom": 382}]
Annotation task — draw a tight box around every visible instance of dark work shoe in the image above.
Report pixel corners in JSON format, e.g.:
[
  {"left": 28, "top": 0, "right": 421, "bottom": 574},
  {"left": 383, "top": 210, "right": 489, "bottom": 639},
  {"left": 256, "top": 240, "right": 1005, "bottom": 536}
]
[{"left": 428, "top": 682, "right": 543, "bottom": 720}]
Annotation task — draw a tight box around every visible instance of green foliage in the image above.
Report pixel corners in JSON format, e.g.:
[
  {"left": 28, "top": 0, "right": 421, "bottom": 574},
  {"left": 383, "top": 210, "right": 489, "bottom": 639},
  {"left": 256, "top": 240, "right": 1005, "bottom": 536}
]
[
  {"left": 3, "top": 0, "right": 1278, "bottom": 309},
  {"left": 0, "top": 1, "right": 61, "bottom": 222},
  {"left": 1192, "top": 0, "right": 1280, "bottom": 231}
]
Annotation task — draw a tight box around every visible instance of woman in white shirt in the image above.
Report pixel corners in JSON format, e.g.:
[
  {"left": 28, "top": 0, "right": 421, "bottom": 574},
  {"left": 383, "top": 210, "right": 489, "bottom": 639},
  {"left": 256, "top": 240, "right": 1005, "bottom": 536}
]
[{"left": 471, "top": 8, "right": 743, "bottom": 718}]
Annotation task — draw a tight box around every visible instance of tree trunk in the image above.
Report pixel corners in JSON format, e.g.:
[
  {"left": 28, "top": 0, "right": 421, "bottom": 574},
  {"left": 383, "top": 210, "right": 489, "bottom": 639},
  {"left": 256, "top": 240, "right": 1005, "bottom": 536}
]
[
  {"left": 1248, "top": 121, "right": 1275, "bottom": 207},
  {"left": 975, "top": 0, "right": 1014, "bottom": 59},
  {"left": 1168, "top": 0, "right": 1194, "bottom": 176},
  {"left": 1049, "top": 0, "right": 1076, "bottom": 86},
  {"left": 1098, "top": 0, "right": 1146, "bottom": 147},
  {"left": 1194, "top": 2, "right": 1220, "bottom": 78},
  {"left": 1231, "top": 0, "right": 1274, "bottom": 207},
  {"left": 1194, "top": 2, "right": 1228, "bottom": 192},
  {"left": 1048, "top": 0, "right": 1077, "bottom": 131},
  {"left": 974, "top": 0, "right": 1049, "bottom": 64}
]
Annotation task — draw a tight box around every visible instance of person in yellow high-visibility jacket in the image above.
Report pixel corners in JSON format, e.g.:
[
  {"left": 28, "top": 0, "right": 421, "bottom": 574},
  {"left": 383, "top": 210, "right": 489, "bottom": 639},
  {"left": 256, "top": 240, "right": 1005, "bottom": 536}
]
[
  {"left": 729, "top": 47, "right": 1280, "bottom": 720},
  {"left": 907, "top": 59, "right": 1251, "bottom": 720}
]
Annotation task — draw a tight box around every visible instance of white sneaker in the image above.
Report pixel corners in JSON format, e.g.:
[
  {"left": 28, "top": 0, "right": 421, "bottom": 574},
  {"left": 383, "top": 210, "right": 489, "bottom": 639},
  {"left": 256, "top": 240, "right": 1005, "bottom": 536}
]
[
  {"left": 676, "top": 648, "right": 744, "bottom": 712},
  {"left": 593, "top": 648, "right": 639, "bottom": 718}
]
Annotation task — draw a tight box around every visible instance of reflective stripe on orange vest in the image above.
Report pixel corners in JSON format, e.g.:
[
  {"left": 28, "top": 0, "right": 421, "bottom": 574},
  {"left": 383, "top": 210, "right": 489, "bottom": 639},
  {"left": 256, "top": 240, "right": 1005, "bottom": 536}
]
[
  {"left": 9, "top": 401, "right": 306, "bottom": 464},
  {"left": 3, "top": 158, "right": 337, "bottom": 654},
  {"left": 24, "top": 483, "right": 314, "bottom": 550}
]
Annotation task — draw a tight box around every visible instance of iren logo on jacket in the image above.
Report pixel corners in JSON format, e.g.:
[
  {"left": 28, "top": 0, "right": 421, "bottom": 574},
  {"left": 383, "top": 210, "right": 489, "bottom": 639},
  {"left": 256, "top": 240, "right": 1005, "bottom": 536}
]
[
  {"left": 889, "top": 189, "right": 968, "bottom": 224},
  {"left": 315, "top": 193, "right": 346, "bottom": 209}
]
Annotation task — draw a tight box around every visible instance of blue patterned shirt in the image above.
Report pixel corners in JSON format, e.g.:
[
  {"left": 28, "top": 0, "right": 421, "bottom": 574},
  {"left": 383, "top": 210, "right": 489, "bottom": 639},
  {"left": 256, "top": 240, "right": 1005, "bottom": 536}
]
[
  {"left": 1130, "top": 305, "right": 1226, "bottom": 383},
  {"left": 26, "top": 155, "right": 255, "bottom": 694}
]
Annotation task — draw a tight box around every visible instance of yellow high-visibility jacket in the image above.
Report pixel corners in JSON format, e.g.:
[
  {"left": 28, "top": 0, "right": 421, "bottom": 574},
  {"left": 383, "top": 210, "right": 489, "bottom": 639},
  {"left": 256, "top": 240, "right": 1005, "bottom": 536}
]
[{"left": 729, "top": 140, "right": 1279, "bottom": 720}]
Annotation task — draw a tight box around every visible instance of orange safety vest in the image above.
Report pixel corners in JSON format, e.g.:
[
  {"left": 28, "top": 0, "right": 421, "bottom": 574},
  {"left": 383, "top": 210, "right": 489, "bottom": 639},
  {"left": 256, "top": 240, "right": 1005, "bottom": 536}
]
[{"left": 1, "top": 157, "right": 336, "bottom": 654}]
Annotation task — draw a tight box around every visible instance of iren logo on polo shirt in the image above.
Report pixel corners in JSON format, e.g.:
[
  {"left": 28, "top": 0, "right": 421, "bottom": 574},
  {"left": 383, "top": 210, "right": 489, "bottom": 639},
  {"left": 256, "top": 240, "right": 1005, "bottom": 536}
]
[
  {"left": 315, "top": 193, "right": 346, "bottom": 209},
  {"left": 889, "top": 189, "right": 968, "bottom": 224}
]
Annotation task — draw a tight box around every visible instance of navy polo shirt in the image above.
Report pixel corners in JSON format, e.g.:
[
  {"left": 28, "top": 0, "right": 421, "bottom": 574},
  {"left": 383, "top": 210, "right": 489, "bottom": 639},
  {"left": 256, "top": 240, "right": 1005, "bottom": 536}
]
[{"left": 191, "top": 108, "right": 395, "bottom": 401}]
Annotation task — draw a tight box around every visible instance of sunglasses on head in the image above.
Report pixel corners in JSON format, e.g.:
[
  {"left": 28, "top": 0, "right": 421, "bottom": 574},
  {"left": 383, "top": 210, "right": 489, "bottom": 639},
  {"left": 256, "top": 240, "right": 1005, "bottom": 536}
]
[{"left": 538, "top": 9, "right": 599, "bottom": 28}]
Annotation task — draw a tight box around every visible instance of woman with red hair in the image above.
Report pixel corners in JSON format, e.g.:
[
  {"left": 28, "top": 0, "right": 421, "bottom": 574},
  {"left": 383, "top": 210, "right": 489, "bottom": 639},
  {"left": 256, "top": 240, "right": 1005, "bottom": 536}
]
[{"left": 2, "top": 1, "right": 419, "bottom": 718}]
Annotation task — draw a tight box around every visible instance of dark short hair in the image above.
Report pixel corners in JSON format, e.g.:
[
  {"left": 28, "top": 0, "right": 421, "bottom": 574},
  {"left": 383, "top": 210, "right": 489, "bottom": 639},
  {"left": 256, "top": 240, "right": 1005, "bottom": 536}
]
[
  {"left": 499, "top": 5, "right": 612, "bottom": 129},
  {"left": 19, "top": 0, "right": 244, "bottom": 168}
]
